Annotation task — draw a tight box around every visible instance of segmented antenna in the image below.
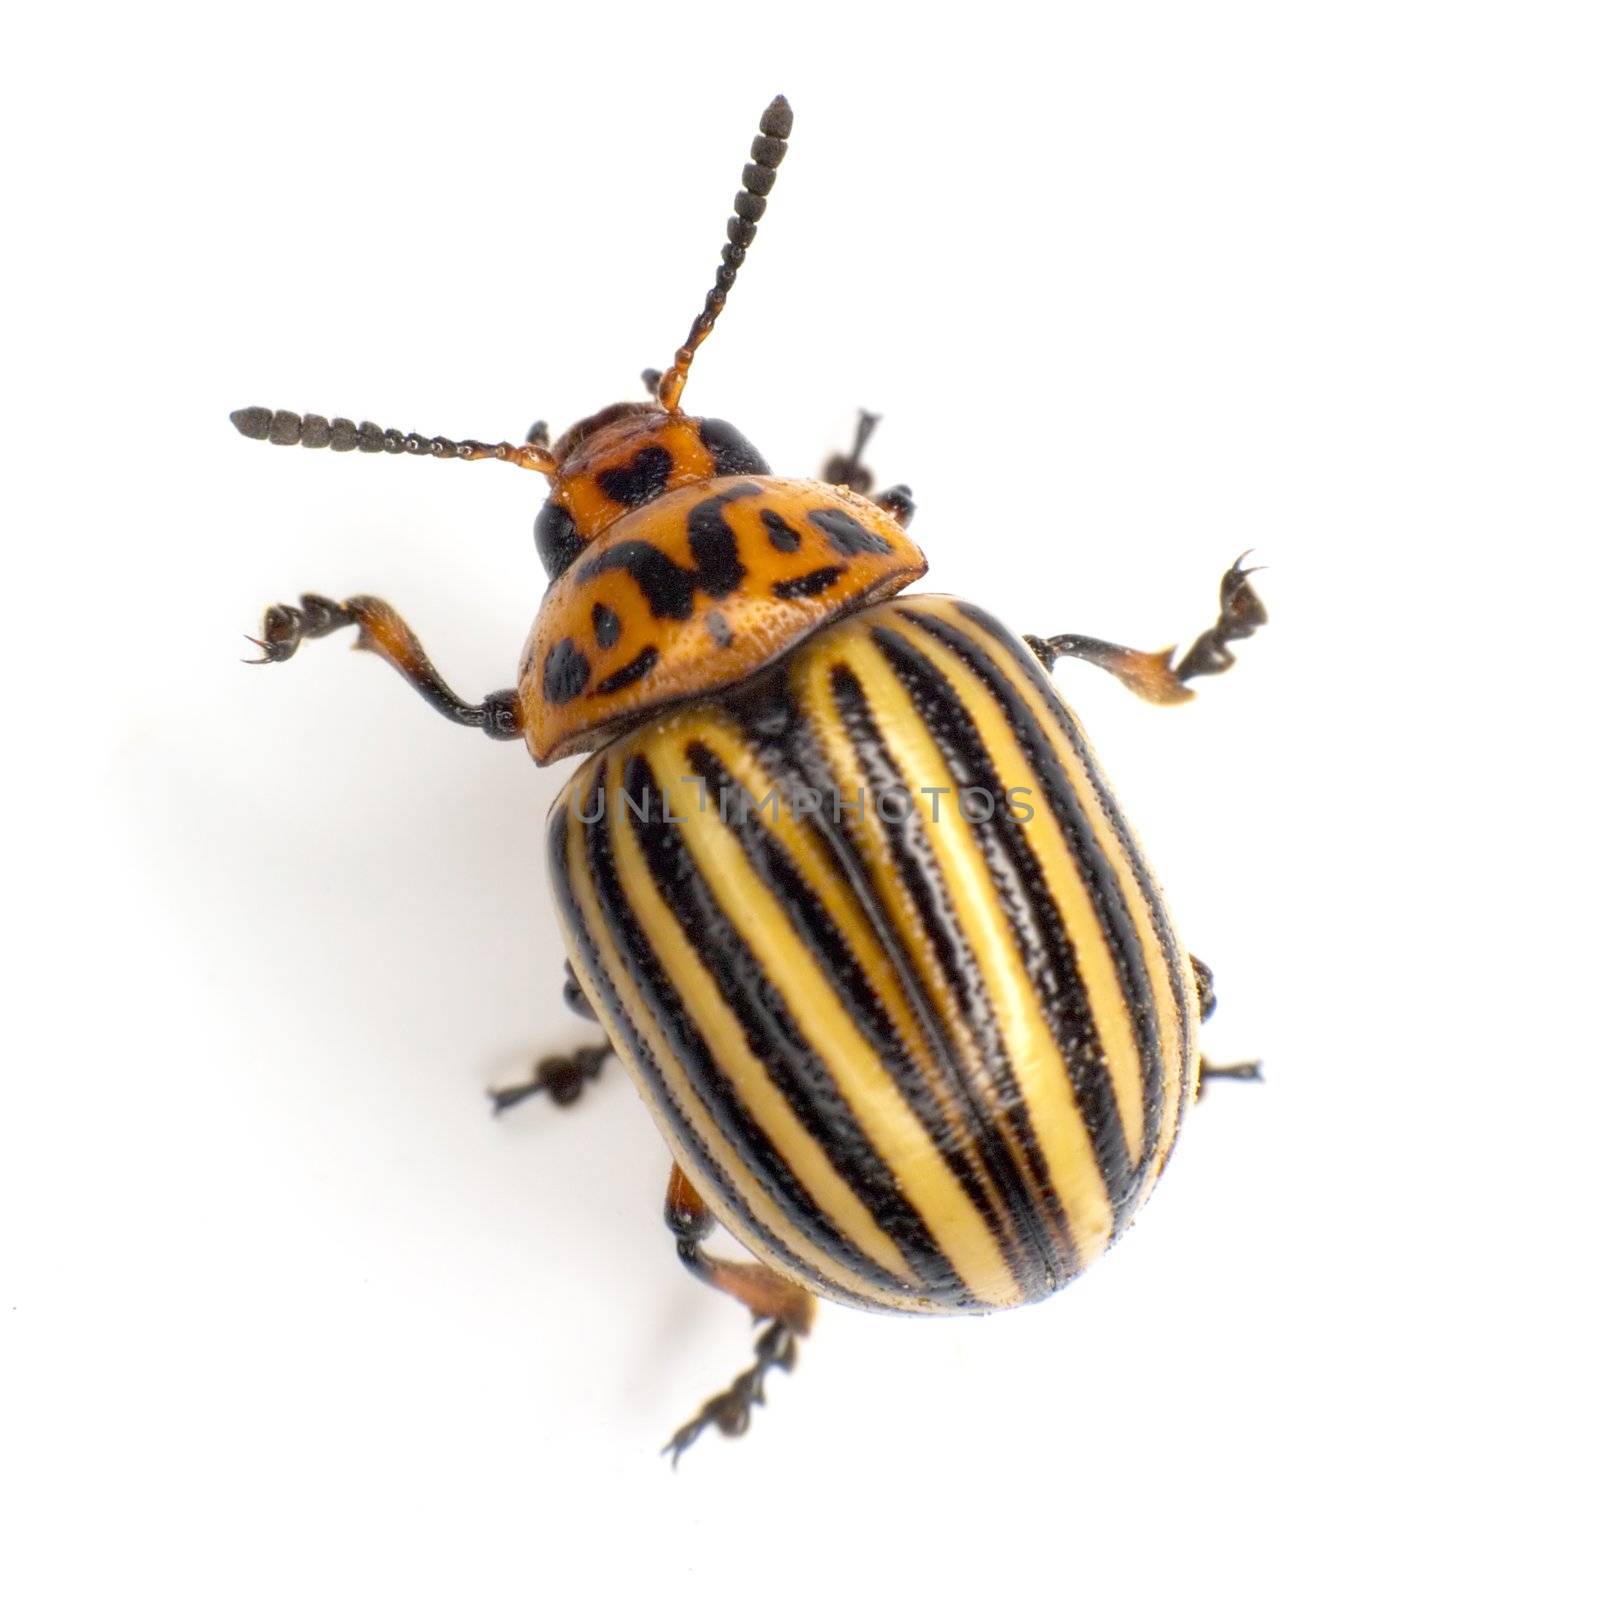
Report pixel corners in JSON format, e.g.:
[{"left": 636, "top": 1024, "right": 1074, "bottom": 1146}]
[
  {"left": 656, "top": 95, "right": 793, "bottom": 414},
  {"left": 228, "top": 407, "right": 555, "bottom": 474}
]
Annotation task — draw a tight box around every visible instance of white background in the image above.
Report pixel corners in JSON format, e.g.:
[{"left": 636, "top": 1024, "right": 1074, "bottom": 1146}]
[{"left": 5, "top": 5, "right": 1597, "bottom": 1596}]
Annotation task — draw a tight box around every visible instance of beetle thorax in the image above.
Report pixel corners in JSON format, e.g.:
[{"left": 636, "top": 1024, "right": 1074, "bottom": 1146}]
[
  {"left": 533, "top": 406, "right": 772, "bottom": 580},
  {"left": 517, "top": 465, "right": 928, "bottom": 764}
]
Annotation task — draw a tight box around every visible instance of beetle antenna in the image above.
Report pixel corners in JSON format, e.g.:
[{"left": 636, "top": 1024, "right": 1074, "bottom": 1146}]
[
  {"left": 228, "top": 407, "right": 556, "bottom": 474},
  {"left": 656, "top": 95, "right": 793, "bottom": 414}
]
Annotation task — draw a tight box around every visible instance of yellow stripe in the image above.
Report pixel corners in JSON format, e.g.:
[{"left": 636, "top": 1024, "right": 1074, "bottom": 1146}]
[
  {"left": 600, "top": 747, "right": 927, "bottom": 1298},
  {"left": 917, "top": 597, "right": 1197, "bottom": 1202},
  {"left": 877, "top": 609, "right": 1150, "bottom": 1168},
  {"left": 688, "top": 716, "right": 1035, "bottom": 1287},
  {"left": 558, "top": 787, "right": 926, "bottom": 1311},
  {"left": 805, "top": 626, "right": 1117, "bottom": 1269},
  {"left": 668, "top": 722, "right": 1020, "bottom": 1307}
]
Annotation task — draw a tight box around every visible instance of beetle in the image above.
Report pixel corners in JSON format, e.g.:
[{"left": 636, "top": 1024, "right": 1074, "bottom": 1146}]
[{"left": 232, "top": 95, "right": 1266, "bottom": 1462}]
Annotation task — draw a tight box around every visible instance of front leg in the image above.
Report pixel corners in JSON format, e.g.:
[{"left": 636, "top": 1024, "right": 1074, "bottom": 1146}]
[
  {"left": 1025, "top": 555, "right": 1267, "bottom": 704},
  {"left": 246, "top": 592, "right": 523, "bottom": 739}
]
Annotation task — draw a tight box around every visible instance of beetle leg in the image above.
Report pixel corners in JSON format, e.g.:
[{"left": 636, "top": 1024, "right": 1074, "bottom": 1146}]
[
  {"left": 487, "top": 1042, "right": 612, "bottom": 1115},
  {"left": 486, "top": 963, "right": 611, "bottom": 1114},
  {"left": 561, "top": 959, "right": 597, "bottom": 1021},
  {"left": 820, "top": 409, "right": 914, "bottom": 526},
  {"left": 1198, "top": 1058, "right": 1264, "bottom": 1097},
  {"left": 1025, "top": 554, "right": 1268, "bottom": 704},
  {"left": 245, "top": 593, "right": 523, "bottom": 739},
  {"left": 1189, "top": 958, "right": 1262, "bottom": 1096},
  {"left": 661, "top": 1163, "right": 815, "bottom": 1465},
  {"left": 821, "top": 407, "right": 880, "bottom": 494}
]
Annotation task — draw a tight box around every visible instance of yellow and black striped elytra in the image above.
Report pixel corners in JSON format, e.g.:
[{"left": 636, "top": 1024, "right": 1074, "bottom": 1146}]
[
  {"left": 232, "top": 93, "right": 1266, "bottom": 1460},
  {"left": 548, "top": 596, "right": 1201, "bottom": 1314}
]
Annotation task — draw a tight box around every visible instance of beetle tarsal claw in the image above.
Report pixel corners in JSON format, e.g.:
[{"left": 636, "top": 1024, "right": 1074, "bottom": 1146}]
[{"left": 662, "top": 1320, "right": 800, "bottom": 1466}]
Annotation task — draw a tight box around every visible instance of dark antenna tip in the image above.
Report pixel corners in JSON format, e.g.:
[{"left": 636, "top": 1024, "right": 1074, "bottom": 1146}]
[
  {"left": 226, "top": 404, "right": 557, "bottom": 473},
  {"left": 760, "top": 95, "right": 793, "bottom": 139},
  {"left": 656, "top": 95, "right": 794, "bottom": 413}
]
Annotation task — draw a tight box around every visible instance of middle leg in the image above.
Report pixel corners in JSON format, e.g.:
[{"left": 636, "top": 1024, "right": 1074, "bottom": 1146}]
[
  {"left": 487, "top": 961, "right": 614, "bottom": 1114},
  {"left": 1026, "top": 555, "right": 1268, "bottom": 704},
  {"left": 821, "top": 409, "right": 915, "bottom": 526}
]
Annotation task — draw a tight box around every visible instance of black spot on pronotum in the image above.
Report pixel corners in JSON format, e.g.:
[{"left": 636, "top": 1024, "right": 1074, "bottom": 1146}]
[
  {"left": 595, "top": 646, "right": 660, "bottom": 695},
  {"left": 543, "top": 638, "right": 591, "bottom": 704},
  {"left": 773, "top": 565, "right": 845, "bottom": 599},
  {"left": 698, "top": 418, "right": 770, "bottom": 477},
  {"left": 583, "top": 544, "right": 698, "bottom": 620},
  {"left": 762, "top": 509, "right": 801, "bottom": 552},
  {"left": 577, "top": 483, "right": 760, "bottom": 618},
  {"left": 685, "top": 485, "right": 756, "bottom": 597},
  {"left": 706, "top": 611, "right": 733, "bottom": 647},
  {"left": 809, "top": 506, "right": 893, "bottom": 557},
  {"left": 592, "top": 602, "right": 621, "bottom": 650},
  {"left": 596, "top": 445, "right": 673, "bottom": 508},
  {"left": 536, "top": 501, "right": 584, "bottom": 580}
]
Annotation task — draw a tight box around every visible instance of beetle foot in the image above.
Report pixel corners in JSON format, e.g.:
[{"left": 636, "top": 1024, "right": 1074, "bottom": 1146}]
[
  {"left": 243, "top": 593, "right": 353, "bottom": 664},
  {"left": 1197, "top": 1057, "right": 1263, "bottom": 1098},
  {"left": 876, "top": 483, "right": 915, "bottom": 526},
  {"left": 821, "top": 408, "right": 881, "bottom": 495},
  {"left": 1173, "top": 554, "right": 1268, "bottom": 682},
  {"left": 663, "top": 1319, "right": 801, "bottom": 1467},
  {"left": 487, "top": 1043, "right": 611, "bottom": 1115}
]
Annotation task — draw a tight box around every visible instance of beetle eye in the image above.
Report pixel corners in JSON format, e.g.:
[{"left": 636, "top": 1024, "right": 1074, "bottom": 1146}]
[
  {"left": 535, "top": 500, "right": 583, "bottom": 580},
  {"left": 698, "top": 417, "right": 770, "bottom": 477}
]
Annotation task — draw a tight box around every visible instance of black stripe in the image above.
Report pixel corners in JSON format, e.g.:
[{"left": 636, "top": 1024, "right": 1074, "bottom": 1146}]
[
  {"left": 808, "top": 506, "right": 893, "bottom": 556},
  {"left": 685, "top": 740, "right": 1016, "bottom": 1311},
  {"left": 591, "top": 602, "right": 620, "bottom": 649},
  {"left": 684, "top": 487, "right": 752, "bottom": 597},
  {"left": 723, "top": 664, "right": 1045, "bottom": 1296},
  {"left": 818, "top": 659, "right": 1071, "bottom": 1291},
  {"left": 864, "top": 624, "right": 1113, "bottom": 1248},
  {"left": 871, "top": 622, "right": 1137, "bottom": 1219},
  {"left": 579, "top": 758, "right": 918, "bottom": 1302},
  {"left": 946, "top": 603, "right": 1192, "bottom": 1173},
  {"left": 773, "top": 565, "right": 845, "bottom": 599},
  {"left": 575, "top": 485, "right": 762, "bottom": 621},
  {"left": 905, "top": 608, "right": 1165, "bottom": 1178},
  {"left": 593, "top": 645, "right": 659, "bottom": 695},
  {"left": 761, "top": 508, "right": 801, "bottom": 552},
  {"left": 545, "top": 774, "right": 878, "bottom": 1309},
  {"left": 620, "top": 751, "right": 960, "bottom": 1301}
]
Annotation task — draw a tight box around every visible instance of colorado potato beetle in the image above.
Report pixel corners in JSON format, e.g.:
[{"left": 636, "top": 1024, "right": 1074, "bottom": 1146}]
[{"left": 232, "top": 94, "right": 1266, "bottom": 1461}]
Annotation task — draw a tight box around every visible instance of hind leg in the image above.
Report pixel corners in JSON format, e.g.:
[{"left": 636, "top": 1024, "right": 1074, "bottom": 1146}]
[
  {"left": 661, "top": 1163, "right": 815, "bottom": 1465},
  {"left": 1189, "top": 955, "right": 1263, "bottom": 1099}
]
